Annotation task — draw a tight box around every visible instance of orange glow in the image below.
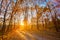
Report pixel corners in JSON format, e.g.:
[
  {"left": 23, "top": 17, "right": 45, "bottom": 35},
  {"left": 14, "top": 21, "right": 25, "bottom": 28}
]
[{"left": 20, "top": 22, "right": 24, "bottom": 26}]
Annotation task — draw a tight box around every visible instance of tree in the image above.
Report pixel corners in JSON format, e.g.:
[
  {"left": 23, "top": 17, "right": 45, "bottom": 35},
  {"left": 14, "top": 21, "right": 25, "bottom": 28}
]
[{"left": 46, "top": 1, "right": 59, "bottom": 32}]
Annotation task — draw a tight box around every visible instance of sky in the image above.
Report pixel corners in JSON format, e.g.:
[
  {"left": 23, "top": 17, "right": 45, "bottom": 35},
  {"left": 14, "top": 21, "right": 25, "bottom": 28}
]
[
  {"left": 14, "top": 0, "right": 16, "bottom": 3},
  {"left": 13, "top": 0, "right": 60, "bottom": 7}
]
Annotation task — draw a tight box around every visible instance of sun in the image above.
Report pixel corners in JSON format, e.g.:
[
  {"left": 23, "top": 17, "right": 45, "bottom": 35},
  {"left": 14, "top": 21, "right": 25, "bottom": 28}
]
[{"left": 20, "top": 22, "right": 24, "bottom": 26}]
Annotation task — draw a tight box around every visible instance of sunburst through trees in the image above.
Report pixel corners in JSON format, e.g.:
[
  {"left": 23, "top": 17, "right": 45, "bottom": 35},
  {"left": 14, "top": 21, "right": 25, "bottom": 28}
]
[{"left": 0, "top": 0, "right": 60, "bottom": 40}]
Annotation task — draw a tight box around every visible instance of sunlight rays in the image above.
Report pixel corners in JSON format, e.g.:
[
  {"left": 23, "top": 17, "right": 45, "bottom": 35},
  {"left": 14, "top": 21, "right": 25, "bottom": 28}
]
[{"left": 16, "top": 30, "right": 28, "bottom": 40}]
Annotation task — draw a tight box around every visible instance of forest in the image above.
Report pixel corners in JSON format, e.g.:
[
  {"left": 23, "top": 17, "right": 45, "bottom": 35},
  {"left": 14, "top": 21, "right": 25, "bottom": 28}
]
[{"left": 0, "top": 0, "right": 60, "bottom": 40}]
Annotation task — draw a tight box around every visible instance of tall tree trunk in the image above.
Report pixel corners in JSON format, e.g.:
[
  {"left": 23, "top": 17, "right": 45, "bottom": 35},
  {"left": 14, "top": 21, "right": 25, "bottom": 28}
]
[
  {"left": 47, "top": 3, "right": 59, "bottom": 32},
  {"left": 2, "top": 1, "right": 11, "bottom": 39},
  {"left": 31, "top": 11, "right": 32, "bottom": 29},
  {"left": 8, "top": 11, "right": 14, "bottom": 32},
  {"left": 50, "top": 8, "right": 58, "bottom": 32},
  {"left": 52, "top": 10, "right": 59, "bottom": 32},
  {"left": 42, "top": 16, "right": 44, "bottom": 30},
  {"left": 36, "top": 13, "right": 39, "bottom": 30},
  {"left": 24, "top": 7, "right": 28, "bottom": 29},
  {"left": 0, "top": 0, "right": 3, "bottom": 14},
  {"left": 35, "top": 6, "right": 39, "bottom": 30}
]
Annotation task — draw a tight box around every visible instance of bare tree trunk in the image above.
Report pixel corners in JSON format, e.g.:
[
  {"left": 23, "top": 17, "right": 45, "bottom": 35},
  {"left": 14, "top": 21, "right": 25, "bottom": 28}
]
[
  {"left": 52, "top": 10, "right": 59, "bottom": 32},
  {"left": 8, "top": 11, "right": 14, "bottom": 32},
  {"left": 2, "top": 1, "right": 11, "bottom": 40},
  {"left": 31, "top": 7, "right": 33, "bottom": 29},
  {"left": 50, "top": 8, "right": 58, "bottom": 32},
  {"left": 0, "top": 0, "right": 3, "bottom": 14},
  {"left": 35, "top": 6, "right": 39, "bottom": 30},
  {"left": 37, "top": 14, "right": 39, "bottom": 30},
  {"left": 7, "top": 0, "right": 17, "bottom": 32},
  {"left": 46, "top": 2, "right": 59, "bottom": 32},
  {"left": 42, "top": 16, "right": 44, "bottom": 29},
  {"left": 14, "top": 16, "right": 16, "bottom": 29},
  {"left": 45, "top": 19, "right": 47, "bottom": 28},
  {"left": 24, "top": 6, "right": 28, "bottom": 29}
]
